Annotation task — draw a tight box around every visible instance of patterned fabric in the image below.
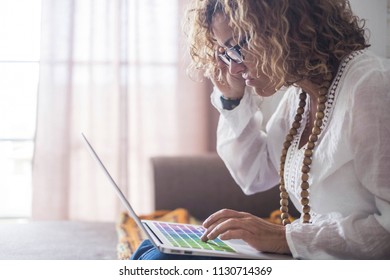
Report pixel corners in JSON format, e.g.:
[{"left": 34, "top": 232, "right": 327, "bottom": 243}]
[{"left": 116, "top": 208, "right": 200, "bottom": 259}]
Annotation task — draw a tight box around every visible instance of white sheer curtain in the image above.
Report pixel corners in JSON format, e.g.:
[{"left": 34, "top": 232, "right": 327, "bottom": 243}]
[{"left": 32, "top": 0, "right": 214, "bottom": 221}]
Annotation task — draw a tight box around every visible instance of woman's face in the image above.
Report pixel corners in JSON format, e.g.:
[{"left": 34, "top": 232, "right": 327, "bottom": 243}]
[{"left": 211, "top": 13, "right": 277, "bottom": 97}]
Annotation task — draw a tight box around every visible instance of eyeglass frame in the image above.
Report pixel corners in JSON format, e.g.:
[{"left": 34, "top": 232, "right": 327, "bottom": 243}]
[{"left": 218, "top": 37, "right": 249, "bottom": 66}]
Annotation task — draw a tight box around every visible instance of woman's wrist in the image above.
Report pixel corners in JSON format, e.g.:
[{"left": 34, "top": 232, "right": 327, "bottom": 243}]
[
  {"left": 220, "top": 95, "right": 242, "bottom": 110},
  {"left": 277, "top": 225, "right": 292, "bottom": 255}
]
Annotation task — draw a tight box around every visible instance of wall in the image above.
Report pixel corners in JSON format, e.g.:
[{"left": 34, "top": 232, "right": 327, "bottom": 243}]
[
  {"left": 349, "top": 0, "right": 389, "bottom": 57},
  {"left": 388, "top": 0, "right": 390, "bottom": 57}
]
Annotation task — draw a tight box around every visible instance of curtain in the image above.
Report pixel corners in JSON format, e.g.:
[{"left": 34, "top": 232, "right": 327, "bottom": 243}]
[{"left": 32, "top": 0, "right": 216, "bottom": 221}]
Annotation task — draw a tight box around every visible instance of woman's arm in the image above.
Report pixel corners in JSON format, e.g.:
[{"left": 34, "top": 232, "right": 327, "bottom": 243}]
[{"left": 212, "top": 87, "right": 280, "bottom": 194}]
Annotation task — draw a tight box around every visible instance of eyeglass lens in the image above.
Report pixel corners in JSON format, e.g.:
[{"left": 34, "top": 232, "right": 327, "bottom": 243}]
[{"left": 218, "top": 41, "right": 245, "bottom": 66}]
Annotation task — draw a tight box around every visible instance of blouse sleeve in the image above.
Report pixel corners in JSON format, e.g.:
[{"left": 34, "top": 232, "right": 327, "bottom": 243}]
[
  {"left": 211, "top": 87, "right": 281, "bottom": 194},
  {"left": 286, "top": 57, "right": 390, "bottom": 259}
]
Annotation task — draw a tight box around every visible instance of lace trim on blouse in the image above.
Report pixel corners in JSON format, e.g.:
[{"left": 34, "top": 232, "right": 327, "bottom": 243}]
[{"left": 283, "top": 50, "right": 365, "bottom": 217}]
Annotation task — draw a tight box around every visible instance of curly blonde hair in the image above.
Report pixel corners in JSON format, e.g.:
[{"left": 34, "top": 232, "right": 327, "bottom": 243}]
[{"left": 184, "top": 0, "right": 369, "bottom": 89}]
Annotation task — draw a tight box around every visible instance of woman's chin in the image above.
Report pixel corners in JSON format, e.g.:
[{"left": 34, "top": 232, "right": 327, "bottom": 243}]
[
  {"left": 254, "top": 87, "right": 276, "bottom": 97},
  {"left": 245, "top": 79, "right": 276, "bottom": 97},
  {"left": 245, "top": 79, "right": 256, "bottom": 87}
]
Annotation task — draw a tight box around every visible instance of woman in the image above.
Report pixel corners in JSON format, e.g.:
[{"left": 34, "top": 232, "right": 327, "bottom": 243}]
[{"left": 133, "top": 0, "right": 390, "bottom": 259}]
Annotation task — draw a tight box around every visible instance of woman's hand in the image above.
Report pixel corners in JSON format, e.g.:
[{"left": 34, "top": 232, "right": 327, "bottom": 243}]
[
  {"left": 201, "top": 209, "right": 291, "bottom": 255},
  {"left": 211, "top": 50, "right": 246, "bottom": 99}
]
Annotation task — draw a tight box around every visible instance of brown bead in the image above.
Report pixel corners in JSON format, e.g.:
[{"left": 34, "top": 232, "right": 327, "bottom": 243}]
[
  {"left": 301, "top": 173, "right": 309, "bottom": 182},
  {"left": 302, "top": 205, "right": 311, "bottom": 214},
  {"left": 317, "top": 103, "right": 326, "bottom": 112},
  {"left": 286, "top": 134, "right": 293, "bottom": 142},
  {"left": 280, "top": 192, "right": 289, "bottom": 199},
  {"left": 280, "top": 206, "right": 288, "bottom": 213},
  {"left": 279, "top": 184, "right": 286, "bottom": 192},
  {"left": 292, "top": 121, "right": 300, "bottom": 129},
  {"left": 295, "top": 114, "right": 302, "bottom": 122},
  {"left": 318, "top": 87, "right": 328, "bottom": 96},
  {"left": 282, "top": 218, "right": 291, "bottom": 226},
  {"left": 301, "top": 181, "right": 309, "bottom": 190},
  {"left": 318, "top": 95, "right": 327, "bottom": 103},
  {"left": 302, "top": 213, "right": 311, "bottom": 223},
  {"left": 312, "top": 126, "right": 321, "bottom": 135},
  {"left": 301, "top": 165, "right": 310, "bottom": 173},
  {"left": 299, "top": 92, "right": 307, "bottom": 100},
  {"left": 304, "top": 149, "right": 313, "bottom": 157},
  {"left": 290, "top": 127, "right": 298, "bottom": 135},
  {"left": 315, "top": 119, "right": 323, "bottom": 127},
  {"left": 309, "top": 134, "right": 318, "bottom": 142},
  {"left": 301, "top": 190, "right": 309, "bottom": 198},
  {"left": 297, "top": 107, "right": 304, "bottom": 114},
  {"left": 281, "top": 212, "right": 289, "bottom": 220},
  {"left": 301, "top": 197, "right": 309, "bottom": 206},
  {"left": 299, "top": 101, "right": 306, "bottom": 107},
  {"left": 281, "top": 149, "right": 288, "bottom": 156},
  {"left": 280, "top": 155, "right": 286, "bottom": 163},
  {"left": 303, "top": 156, "right": 312, "bottom": 165},
  {"left": 316, "top": 111, "right": 325, "bottom": 120},
  {"left": 307, "top": 141, "right": 315, "bottom": 150},
  {"left": 280, "top": 198, "right": 289, "bottom": 206},
  {"left": 283, "top": 141, "right": 291, "bottom": 149}
]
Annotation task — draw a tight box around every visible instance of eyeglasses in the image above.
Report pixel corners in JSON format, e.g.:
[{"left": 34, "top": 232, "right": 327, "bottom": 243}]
[{"left": 218, "top": 37, "right": 248, "bottom": 66}]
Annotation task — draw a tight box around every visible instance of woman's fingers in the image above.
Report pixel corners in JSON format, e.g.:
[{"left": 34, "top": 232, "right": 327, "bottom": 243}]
[
  {"left": 200, "top": 217, "right": 228, "bottom": 242},
  {"left": 203, "top": 209, "right": 248, "bottom": 228},
  {"left": 203, "top": 215, "right": 291, "bottom": 254},
  {"left": 205, "top": 217, "right": 251, "bottom": 240},
  {"left": 210, "top": 49, "right": 246, "bottom": 99},
  {"left": 201, "top": 209, "right": 251, "bottom": 241}
]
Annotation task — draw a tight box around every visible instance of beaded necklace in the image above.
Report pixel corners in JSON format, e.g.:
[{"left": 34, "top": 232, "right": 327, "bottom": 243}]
[
  {"left": 279, "top": 87, "right": 328, "bottom": 225},
  {"left": 279, "top": 50, "right": 365, "bottom": 225}
]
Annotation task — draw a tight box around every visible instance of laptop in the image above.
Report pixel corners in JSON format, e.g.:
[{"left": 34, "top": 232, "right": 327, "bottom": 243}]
[{"left": 81, "top": 133, "right": 292, "bottom": 260}]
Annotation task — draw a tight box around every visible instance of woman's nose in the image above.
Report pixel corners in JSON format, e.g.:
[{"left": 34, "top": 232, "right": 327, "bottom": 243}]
[{"left": 229, "top": 61, "right": 246, "bottom": 75}]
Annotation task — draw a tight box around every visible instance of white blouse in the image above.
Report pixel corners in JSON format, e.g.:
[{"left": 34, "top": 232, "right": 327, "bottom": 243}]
[{"left": 211, "top": 50, "right": 390, "bottom": 259}]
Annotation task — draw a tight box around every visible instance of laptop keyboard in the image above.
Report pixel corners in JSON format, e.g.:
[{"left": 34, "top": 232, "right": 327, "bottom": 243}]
[{"left": 153, "top": 222, "right": 235, "bottom": 252}]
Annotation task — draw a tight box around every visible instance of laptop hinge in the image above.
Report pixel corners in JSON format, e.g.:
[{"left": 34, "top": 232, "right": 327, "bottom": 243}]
[{"left": 143, "top": 222, "right": 164, "bottom": 245}]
